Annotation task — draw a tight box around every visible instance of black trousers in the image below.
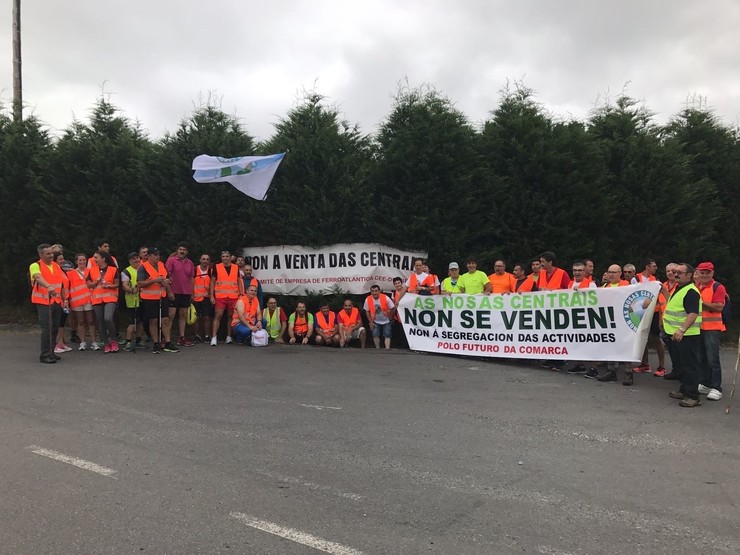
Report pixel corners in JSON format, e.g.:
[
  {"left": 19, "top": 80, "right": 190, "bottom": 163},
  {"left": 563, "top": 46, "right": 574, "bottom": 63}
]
[
  {"left": 674, "top": 334, "right": 703, "bottom": 400},
  {"left": 37, "top": 303, "right": 62, "bottom": 358}
]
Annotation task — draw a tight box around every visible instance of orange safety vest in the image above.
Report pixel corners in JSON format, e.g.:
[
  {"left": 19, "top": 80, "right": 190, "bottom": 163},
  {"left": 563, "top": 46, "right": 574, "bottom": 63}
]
[
  {"left": 392, "top": 290, "right": 402, "bottom": 321},
  {"left": 366, "top": 293, "right": 391, "bottom": 321},
  {"left": 568, "top": 280, "right": 592, "bottom": 290},
  {"left": 408, "top": 273, "right": 439, "bottom": 294},
  {"left": 231, "top": 295, "right": 259, "bottom": 327},
  {"left": 88, "top": 265, "right": 119, "bottom": 304},
  {"left": 634, "top": 273, "right": 657, "bottom": 284},
  {"left": 193, "top": 266, "right": 211, "bottom": 302},
  {"left": 699, "top": 281, "right": 726, "bottom": 332},
  {"left": 292, "top": 313, "right": 310, "bottom": 335},
  {"left": 243, "top": 276, "right": 258, "bottom": 289},
  {"left": 31, "top": 260, "right": 65, "bottom": 305},
  {"left": 602, "top": 280, "right": 629, "bottom": 287},
  {"left": 338, "top": 307, "right": 361, "bottom": 327},
  {"left": 67, "top": 268, "right": 92, "bottom": 308},
  {"left": 214, "top": 263, "right": 240, "bottom": 299},
  {"left": 315, "top": 311, "right": 337, "bottom": 334},
  {"left": 516, "top": 275, "right": 536, "bottom": 293},
  {"left": 139, "top": 261, "right": 167, "bottom": 300},
  {"left": 538, "top": 268, "right": 569, "bottom": 290}
]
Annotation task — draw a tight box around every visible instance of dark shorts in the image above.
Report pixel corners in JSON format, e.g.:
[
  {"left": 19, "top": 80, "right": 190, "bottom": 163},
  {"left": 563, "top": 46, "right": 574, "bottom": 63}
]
[
  {"left": 172, "top": 294, "right": 192, "bottom": 309},
  {"left": 649, "top": 311, "right": 660, "bottom": 335},
  {"left": 194, "top": 298, "right": 214, "bottom": 318},
  {"left": 126, "top": 306, "right": 145, "bottom": 325},
  {"left": 141, "top": 298, "right": 170, "bottom": 320}
]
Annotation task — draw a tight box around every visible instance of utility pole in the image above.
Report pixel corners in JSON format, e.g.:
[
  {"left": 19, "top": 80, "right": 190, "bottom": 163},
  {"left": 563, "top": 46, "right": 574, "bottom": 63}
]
[{"left": 12, "top": 0, "right": 22, "bottom": 122}]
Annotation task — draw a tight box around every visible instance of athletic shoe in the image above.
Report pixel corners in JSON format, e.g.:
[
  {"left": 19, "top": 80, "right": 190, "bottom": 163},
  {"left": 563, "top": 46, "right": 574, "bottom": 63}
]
[
  {"left": 707, "top": 389, "right": 723, "bottom": 401},
  {"left": 54, "top": 344, "right": 66, "bottom": 354},
  {"left": 152, "top": 343, "right": 161, "bottom": 354},
  {"left": 177, "top": 337, "right": 194, "bottom": 347},
  {"left": 51, "top": 353, "right": 62, "bottom": 361},
  {"left": 654, "top": 367, "right": 666, "bottom": 378},
  {"left": 584, "top": 367, "right": 599, "bottom": 379},
  {"left": 61, "top": 343, "right": 73, "bottom": 352},
  {"left": 78, "top": 341, "right": 87, "bottom": 351},
  {"left": 104, "top": 342, "right": 112, "bottom": 353},
  {"left": 597, "top": 370, "right": 617, "bottom": 382},
  {"left": 163, "top": 342, "right": 180, "bottom": 353},
  {"left": 698, "top": 384, "right": 711, "bottom": 395},
  {"left": 632, "top": 364, "right": 651, "bottom": 373},
  {"left": 225, "top": 335, "right": 233, "bottom": 344},
  {"left": 622, "top": 371, "right": 634, "bottom": 386},
  {"left": 565, "top": 364, "right": 587, "bottom": 374},
  {"left": 210, "top": 336, "right": 217, "bottom": 346},
  {"left": 91, "top": 342, "right": 101, "bottom": 351},
  {"left": 110, "top": 341, "right": 119, "bottom": 353},
  {"left": 39, "top": 355, "right": 57, "bottom": 364},
  {"left": 679, "top": 397, "right": 701, "bottom": 408},
  {"left": 123, "top": 341, "right": 135, "bottom": 352},
  {"left": 669, "top": 391, "right": 684, "bottom": 400},
  {"left": 117, "top": 336, "right": 126, "bottom": 345},
  {"left": 193, "top": 335, "right": 202, "bottom": 344}
]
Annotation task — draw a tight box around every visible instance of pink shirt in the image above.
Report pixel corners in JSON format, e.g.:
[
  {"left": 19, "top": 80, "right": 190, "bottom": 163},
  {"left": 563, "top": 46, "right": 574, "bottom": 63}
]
[{"left": 165, "top": 256, "right": 195, "bottom": 295}]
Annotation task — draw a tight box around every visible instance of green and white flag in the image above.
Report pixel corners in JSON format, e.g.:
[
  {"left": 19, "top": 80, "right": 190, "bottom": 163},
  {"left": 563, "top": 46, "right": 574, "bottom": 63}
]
[{"left": 192, "top": 152, "right": 286, "bottom": 200}]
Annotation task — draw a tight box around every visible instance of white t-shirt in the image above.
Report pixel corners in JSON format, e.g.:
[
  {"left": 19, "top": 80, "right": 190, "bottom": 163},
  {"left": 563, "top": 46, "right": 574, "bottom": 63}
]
[{"left": 364, "top": 295, "right": 395, "bottom": 325}]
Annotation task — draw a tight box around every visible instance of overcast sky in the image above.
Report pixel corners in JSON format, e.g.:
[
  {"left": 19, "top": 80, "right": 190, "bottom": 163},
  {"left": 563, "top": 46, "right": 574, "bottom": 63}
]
[{"left": 2, "top": 0, "right": 739, "bottom": 142}]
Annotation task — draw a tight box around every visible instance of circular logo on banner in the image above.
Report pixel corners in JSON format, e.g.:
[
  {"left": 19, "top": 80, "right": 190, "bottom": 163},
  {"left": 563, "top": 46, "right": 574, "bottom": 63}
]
[{"left": 623, "top": 290, "right": 656, "bottom": 332}]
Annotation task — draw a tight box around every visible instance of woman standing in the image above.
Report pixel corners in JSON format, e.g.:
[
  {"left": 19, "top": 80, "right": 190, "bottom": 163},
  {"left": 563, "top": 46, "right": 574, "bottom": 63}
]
[
  {"left": 68, "top": 253, "right": 98, "bottom": 350},
  {"left": 52, "top": 251, "right": 72, "bottom": 354},
  {"left": 89, "top": 251, "right": 119, "bottom": 353}
]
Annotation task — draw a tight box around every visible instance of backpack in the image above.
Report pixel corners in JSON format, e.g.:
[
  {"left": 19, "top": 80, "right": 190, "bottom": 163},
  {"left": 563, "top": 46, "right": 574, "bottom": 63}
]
[
  {"left": 251, "top": 328, "right": 269, "bottom": 347},
  {"left": 712, "top": 281, "right": 732, "bottom": 326}
]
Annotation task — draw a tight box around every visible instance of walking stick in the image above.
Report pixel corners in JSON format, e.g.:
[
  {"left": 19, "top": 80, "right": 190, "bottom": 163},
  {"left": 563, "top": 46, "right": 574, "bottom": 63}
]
[
  {"left": 158, "top": 291, "right": 163, "bottom": 347},
  {"left": 48, "top": 298, "right": 54, "bottom": 358},
  {"left": 132, "top": 289, "right": 138, "bottom": 355},
  {"left": 725, "top": 332, "right": 739, "bottom": 415}
]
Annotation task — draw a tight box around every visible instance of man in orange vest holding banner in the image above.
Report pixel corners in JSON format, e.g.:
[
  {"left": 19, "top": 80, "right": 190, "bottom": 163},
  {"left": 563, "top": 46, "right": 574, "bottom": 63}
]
[
  {"left": 537, "top": 251, "right": 571, "bottom": 290},
  {"left": 696, "top": 262, "right": 727, "bottom": 401},
  {"left": 364, "top": 284, "right": 395, "bottom": 349},
  {"left": 314, "top": 302, "right": 339, "bottom": 347},
  {"left": 137, "top": 248, "right": 178, "bottom": 354},
  {"left": 209, "top": 250, "right": 244, "bottom": 346},
  {"left": 231, "top": 285, "right": 264, "bottom": 344},
  {"left": 595, "top": 264, "right": 631, "bottom": 384},
  {"left": 488, "top": 260, "right": 517, "bottom": 294},
  {"left": 513, "top": 262, "right": 537, "bottom": 293},
  {"left": 30, "top": 243, "right": 68, "bottom": 363},
  {"left": 338, "top": 299, "right": 366, "bottom": 348},
  {"left": 402, "top": 258, "right": 439, "bottom": 296}
]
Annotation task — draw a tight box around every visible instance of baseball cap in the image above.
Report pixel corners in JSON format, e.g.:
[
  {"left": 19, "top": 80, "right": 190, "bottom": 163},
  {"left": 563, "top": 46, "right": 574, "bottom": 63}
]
[
  {"left": 696, "top": 262, "right": 714, "bottom": 271},
  {"left": 148, "top": 247, "right": 160, "bottom": 255},
  {"left": 127, "top": 251, "right": 139, "bottom": 260},
  {"left": 448, "top": 262, "right": 459, "bottom": 270}
]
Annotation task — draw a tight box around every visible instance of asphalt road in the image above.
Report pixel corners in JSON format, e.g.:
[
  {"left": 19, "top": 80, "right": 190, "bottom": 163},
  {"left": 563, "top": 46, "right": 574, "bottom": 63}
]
[{"left": 1, "top": 329, "right": 739, "bottom": 554}]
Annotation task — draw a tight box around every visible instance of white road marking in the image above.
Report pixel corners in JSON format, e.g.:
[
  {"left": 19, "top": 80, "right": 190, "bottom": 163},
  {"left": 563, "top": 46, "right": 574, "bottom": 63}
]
[
  {"left": 27, "top": 445, "right": 118, "bottom": 479},
  {"left": 253, "top": 469, "right": 363, "bottom": 501},
  {"left": 254, "top": 397, "right": 342, "bottom": 410},
  {"left": 229, "top": 512, "right": 363, "bottom": 555},
  {"left": 299, "top": 403, "right": 342, "bottom": 411}
]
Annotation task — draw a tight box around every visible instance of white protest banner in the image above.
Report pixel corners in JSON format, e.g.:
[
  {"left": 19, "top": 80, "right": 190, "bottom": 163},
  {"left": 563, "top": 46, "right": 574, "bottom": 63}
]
[
  {"left": 243, "top": 243, "right": 427, "bottom": 295},
  {"left": 398, "top": 282, "right": 662, "bottom": 362}
]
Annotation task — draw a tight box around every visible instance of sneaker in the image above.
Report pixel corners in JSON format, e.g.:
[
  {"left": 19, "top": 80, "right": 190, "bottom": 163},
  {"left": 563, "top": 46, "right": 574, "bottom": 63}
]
[
  {"left": 654, "top": 366, "right": 666, "bottom": 378},
  {"left": 632, "top": 364, "right": 651, "bottom": 373},
  {"left": 61, "top": 343, "right": 73, "bottom": 352},
  {"left": 39, "top": 355, "right": 57, "bottom": 364},
  {"left": 663, "top": 372, "right": 679, "bottom": 381},
  {"left": 110, "top": 341, "right": 119, "bottom": 353},
  {"left": 135, "top": 339, "right": 142, "bottom": 348},
  {"left": 78, "top": 341, "right": 87, "bottom": 351},
  {"left": 584, "top": 367, "right": 599, "bottom": 379},
  {"left": 123, "top": 341, "right": 135, "bottom": 352},
  {"left": 91, "top": 341, "right": 101, "bottom": 351},
  {"left": 193, "top": 335, "right": 202, "bottom": 344},
  {"left": 698, "top": 384, "right": 711, "bottom": 395},
  {"left": 210, "top": 336, "right": 218, "bottom": 346},
  {"left": 163, "top": 342, "right": 180, "bottom": 353},
  {"left": 597, "top": 370, "right": 617, "bottom": 382},
  {"left": 669, "top": 391, "right": 684, "bottom": 400},
  {"left": 679, "top": 397, "right": 701, "bottom": 408},
  {"left": 54, "top": 344, "right": 66, "bottom": 354},
  {"left": 104, "top": 342, "right": 112, "bottom": 353},
  {"left": 225, "top": 335, "right": 233, "bottom": 344},
  {"left": 622, "top": 371, "right": 634, "bottom": 386},
  {"left": 51, "top": 353, "right": 62, "bottom": 361},
  {"left": 707, "top": 389, "right": 723, "bottom": 401},
  {"left": 177, "top": 336, "right": 194, "bottom": 347},
  {"left": 566, "top": 364, "right": 587, "bottom": 374},
  {"left": 152, "top": 343, "right": 161, "bottom": 354}
]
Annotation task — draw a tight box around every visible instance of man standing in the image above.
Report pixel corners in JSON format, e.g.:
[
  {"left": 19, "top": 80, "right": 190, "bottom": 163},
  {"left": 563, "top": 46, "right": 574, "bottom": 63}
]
[
  {"left": 660, "top": 263, "right": 681, "bottom": 379},
  {"left": 166, "top": 242, "right": 195, "bottom": 347},
  {"left": 595, "top": 265, "right": 630, "bottom": 384},
  {"left": 568, "top": 261, "right": 597, "bottom": 290},
  {"left": 120, "top": 251, "right": 145, "bottom": 351},
  {"left": 338, "top": 299, "right": 366, "bottom": 348},
  {"left": 696, "top": 262, "right": 727, "bottom": 401},
  {"left": 513, "top": 262, "right": 536, "bottom": 293},
  {"left": 390, "top": 277, "right": 408, "bottom": 349},
  {"left": 488, "top": 260, "right": 516, "bottom": 294},
  {"left": 30, "top": 244, "right": 67, "bottom": 363},
  {"left": 622, "top": 264, "right": 637, "bottom": 284},
  {"left": 402, "top": 258, "right": 439, "bottom": 296},
  {"left": 210, "top": 251, "right": 243, "bottom": 346},
  {"left": 664, "top": 263, "right": 703, "bottom": 407},
  {"left": 138, "top": 248, "right": 179, "bottom": 354},
  {"left": 241, "top": 261, "right": 264, "bottom": 309},
  {"left": 288, "top": 302, "right": 314, "bottom": 345},
  {"left": 537, "top": 252, "right": 571, "bottom": 290},
  {"left": 314, "top": 302, "right": 339, "bottom": 347},
  {"left": 631, "top": 259, "right": 666, "bottom": 375},
  {"left": 457, "top": 257, "right": 492, "bottom": 295},
  {"left": 231, "top": 285, "right": 263, "bottom": 344},
  {"left": 263, "top": 297, "right": 287, "bottom": 343},
  {"left": 364, "top": 285, "right": 395, "bottom": 349},
  {"left": 441, "top": 262, "right": 464, "bottom": 294},
  {"left": 583, "top": 259, "right": 599, "bottom": 287},
  {"left": 192, "top": 254, "right": 213, "bottom": 343}
]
